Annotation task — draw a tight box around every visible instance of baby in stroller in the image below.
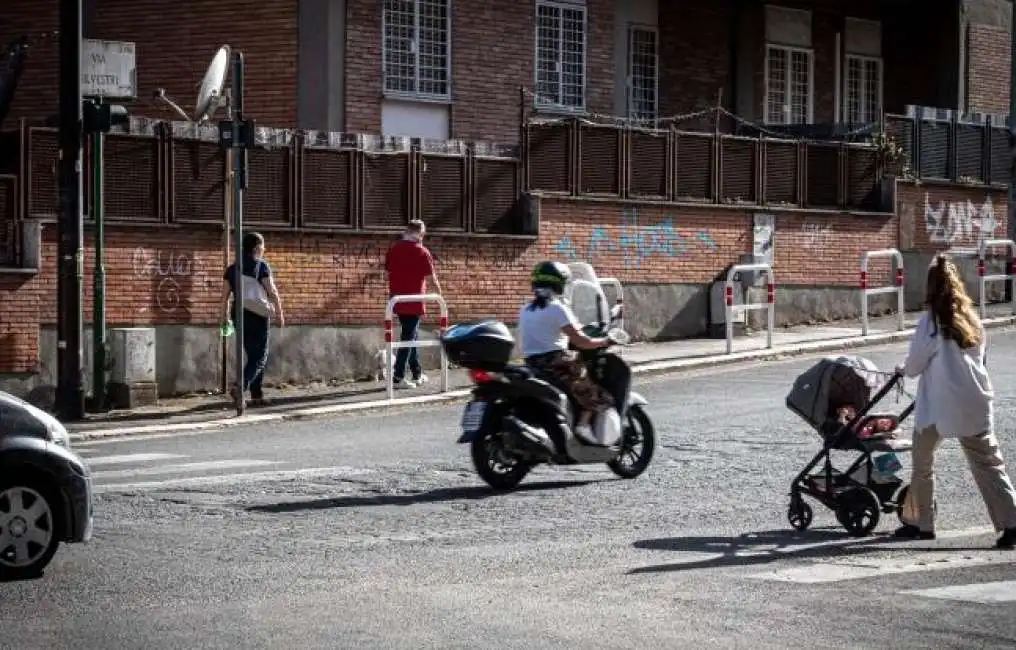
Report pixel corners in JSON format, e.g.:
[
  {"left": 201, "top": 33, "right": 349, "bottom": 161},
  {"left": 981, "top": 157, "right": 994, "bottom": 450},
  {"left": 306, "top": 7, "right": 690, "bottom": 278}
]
[{"left": 785, "top": 355, "right": 914, "bottom": 537}]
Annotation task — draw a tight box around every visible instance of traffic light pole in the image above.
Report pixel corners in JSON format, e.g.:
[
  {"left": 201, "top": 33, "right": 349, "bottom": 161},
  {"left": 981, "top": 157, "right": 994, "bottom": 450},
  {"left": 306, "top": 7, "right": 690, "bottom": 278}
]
[
  {"left": 91, "top": 126, "right": 107, "bottom": 411},
  {"left": 57, "top": 0, "right": 85, "bottom": 421}
]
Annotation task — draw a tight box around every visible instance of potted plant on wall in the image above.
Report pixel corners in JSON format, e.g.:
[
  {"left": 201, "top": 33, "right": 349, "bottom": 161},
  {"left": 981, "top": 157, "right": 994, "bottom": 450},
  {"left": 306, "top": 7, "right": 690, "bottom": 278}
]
[{"left": 868, "top": 131, "right": 915, "bottom": 211}]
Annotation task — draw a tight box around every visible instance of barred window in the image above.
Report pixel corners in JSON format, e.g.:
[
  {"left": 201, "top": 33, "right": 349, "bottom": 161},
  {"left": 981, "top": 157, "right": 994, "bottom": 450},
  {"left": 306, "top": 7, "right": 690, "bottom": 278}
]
[
  {"left": 765, "top": 44, "right": 813, "bottom": 124},
  {"left": 534, "top": 1, "right": 586, "bottom": 110},
  {"left": 844, "top": 54, "right": 882, "bottom": 124},
  {"left": 382, "top": 0, "right": 451, "bottom": 98},
  {"left": 627, "top": 26, "right": 657, "bottom": 121}
]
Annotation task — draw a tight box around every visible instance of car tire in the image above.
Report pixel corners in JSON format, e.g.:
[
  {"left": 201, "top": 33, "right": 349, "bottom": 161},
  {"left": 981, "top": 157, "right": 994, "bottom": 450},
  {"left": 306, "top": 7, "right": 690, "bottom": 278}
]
[{"left": 0, "top": 475, "right": 62, "bottom": 581}]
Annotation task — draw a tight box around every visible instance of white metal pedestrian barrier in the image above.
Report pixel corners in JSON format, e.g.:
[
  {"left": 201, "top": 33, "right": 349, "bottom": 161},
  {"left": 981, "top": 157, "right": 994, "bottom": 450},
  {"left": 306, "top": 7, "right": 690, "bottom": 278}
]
[
  {"left": 598, "top": 277, "right": 624, "bottom": 329},
  {"left": 384, "top": 294, "right": 450, "bottom": 400},
  {"left": 860, "top": 248, "right": 905, "bottom": 336},
  {"left": 725, "top": 264, "right": 774, "bottom": 354},
  {"left": 977, "top": 239, "right": 1016, "bottom": 318}
]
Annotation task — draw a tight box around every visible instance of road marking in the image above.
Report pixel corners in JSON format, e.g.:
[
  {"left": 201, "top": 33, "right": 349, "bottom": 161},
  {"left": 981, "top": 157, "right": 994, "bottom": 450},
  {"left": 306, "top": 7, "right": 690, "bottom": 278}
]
[
  {"left": 93, "top": 466, "right": 374, "bottom": 493},
  {"left": 89, "top": 459, "right": 278, "bottom": 480},
  {"left": 84, "top": 453, "right": 187, "bottom": 467},
  {"left": 749, "top": 540, "right": 1010, "bottom": 585},
  {"left": 900, "top": 580, "right": 1016, "bottom": 604}
]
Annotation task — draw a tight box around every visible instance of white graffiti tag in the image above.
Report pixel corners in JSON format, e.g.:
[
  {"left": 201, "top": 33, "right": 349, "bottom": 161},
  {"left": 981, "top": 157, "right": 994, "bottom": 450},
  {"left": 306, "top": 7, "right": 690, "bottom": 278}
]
[
  {"left": 130, "top": 248, "right": 197, "bottom": 315},
  {"left": 923, "top": 193, "right": 998, "bottom": 247}
]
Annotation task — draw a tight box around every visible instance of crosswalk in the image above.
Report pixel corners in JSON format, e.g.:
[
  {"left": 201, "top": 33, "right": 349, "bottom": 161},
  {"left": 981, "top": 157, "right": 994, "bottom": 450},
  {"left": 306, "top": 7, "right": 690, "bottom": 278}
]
[
  {"left": 75, "top": 448, "right": 1016, "bottom": 609},
  {"left": 733, "top": 527, "right": 1016, "bottom": 606},
  {"left": 76, "top": 447, "right": 373, "bottom": 494}
]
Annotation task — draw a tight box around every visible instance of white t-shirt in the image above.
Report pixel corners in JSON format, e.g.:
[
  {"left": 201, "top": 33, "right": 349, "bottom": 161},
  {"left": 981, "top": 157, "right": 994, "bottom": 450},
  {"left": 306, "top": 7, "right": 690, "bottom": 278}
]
[
  {"left": 903, "top": 312, "right": 993, "bottom": 437},
  {"left": 518, "top": 299, "right": 582, "bottom": 357}
]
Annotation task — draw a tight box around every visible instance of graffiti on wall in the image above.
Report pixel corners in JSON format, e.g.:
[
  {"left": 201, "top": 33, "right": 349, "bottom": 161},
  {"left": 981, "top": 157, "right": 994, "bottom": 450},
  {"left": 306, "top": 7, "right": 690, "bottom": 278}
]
[
  {"left": 800, "top": 222, "right": 833, "bottom": 251},
  {"left": 922, "top": 193, "right": 998, "bottom": 247},
  {"left": 323, "top": 237, "right": 531, "bottom": 292},
  {"left": 553, "top": 206, "right": 720, "bottom": 269},
  {"left": 131, "top": 248, "right": 209, "bottom": 315}
]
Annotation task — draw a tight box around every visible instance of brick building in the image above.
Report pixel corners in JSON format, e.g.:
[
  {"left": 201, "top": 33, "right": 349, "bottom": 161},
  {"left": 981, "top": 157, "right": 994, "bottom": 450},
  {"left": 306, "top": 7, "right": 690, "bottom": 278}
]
[{"left": 0, "top": 0, "right": 1012, "bottom": 404}]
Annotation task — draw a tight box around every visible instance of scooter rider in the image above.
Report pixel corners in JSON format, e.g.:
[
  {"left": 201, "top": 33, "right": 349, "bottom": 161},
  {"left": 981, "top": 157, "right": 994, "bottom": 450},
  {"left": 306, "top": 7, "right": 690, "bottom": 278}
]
[{"left": 518, "top": 261, "right": 615, "bottom": 444}]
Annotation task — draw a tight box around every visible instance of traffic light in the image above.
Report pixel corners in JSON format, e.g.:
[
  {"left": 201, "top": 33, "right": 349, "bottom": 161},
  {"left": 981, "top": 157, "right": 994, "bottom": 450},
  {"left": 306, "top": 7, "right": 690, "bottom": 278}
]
[{"left": 82, "top": 99, "right": 128, "bottom": 134}]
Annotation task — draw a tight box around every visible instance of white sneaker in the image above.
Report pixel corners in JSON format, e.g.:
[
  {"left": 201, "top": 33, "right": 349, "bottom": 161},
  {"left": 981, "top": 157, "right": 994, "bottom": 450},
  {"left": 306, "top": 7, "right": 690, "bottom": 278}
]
[
  {"left": 394, "top": 378, "right": 418, "bottom": 389},
  {"left": 413, "top": 373, "right": 429, "bottom": 385}
]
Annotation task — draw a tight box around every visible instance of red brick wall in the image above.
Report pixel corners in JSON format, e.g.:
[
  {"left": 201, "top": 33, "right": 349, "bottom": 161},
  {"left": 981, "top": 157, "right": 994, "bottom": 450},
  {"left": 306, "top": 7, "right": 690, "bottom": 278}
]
[
  {"left": 0, "top": 198, "right": 901, "bottom": 373},
  {"left": 1, "top": 0, "right": 59, "bottom": 126},
  {"left": 658, "top": 1, "right": 734, "bottom": 117},
  {"left": 88, "top": 0, "right": 298, "bottom": 127},
  {"left": 2, "top": 0, "right": 298, "bottom": 128},
  {"left": 967, "top": 24, "right": 1010, "bottom": 115},
  {"left": 896, "top": 182, "right": 1009, "bottom": 252}
]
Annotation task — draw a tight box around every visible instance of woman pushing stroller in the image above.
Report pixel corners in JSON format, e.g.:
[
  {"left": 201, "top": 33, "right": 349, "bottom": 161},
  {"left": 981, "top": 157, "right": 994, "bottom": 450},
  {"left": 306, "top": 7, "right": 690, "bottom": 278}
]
[
  {"left": 895, "top": 253, "right": 1016, "bottom": 549},
  {"left": 518, "top": 261, "right": 614, "bottom": 443}
]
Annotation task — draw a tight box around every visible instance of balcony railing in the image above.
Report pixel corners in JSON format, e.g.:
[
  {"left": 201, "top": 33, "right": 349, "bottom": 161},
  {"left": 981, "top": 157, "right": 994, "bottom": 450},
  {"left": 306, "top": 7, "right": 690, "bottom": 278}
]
[
  {"left": 524, "top": 116, "right": 885, "bottom": 211},
  {"left": 885, "top": 105, "right": 1013, "bottom": 186}
]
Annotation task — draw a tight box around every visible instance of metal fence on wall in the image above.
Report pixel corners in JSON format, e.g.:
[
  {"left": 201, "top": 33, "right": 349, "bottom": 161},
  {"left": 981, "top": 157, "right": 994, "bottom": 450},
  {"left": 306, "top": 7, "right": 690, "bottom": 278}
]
[
  {"left": 885, "top": 105, "right": 1013, "bottom": 186},
  {"left": 523, "top": 116, "right": 885, "bottom": 211},
  {"left": 0, "top": 102, "right": 923, "bottom": 266},
  {"left": 5, "top": 121, "right": 525, "bottom": 235}
]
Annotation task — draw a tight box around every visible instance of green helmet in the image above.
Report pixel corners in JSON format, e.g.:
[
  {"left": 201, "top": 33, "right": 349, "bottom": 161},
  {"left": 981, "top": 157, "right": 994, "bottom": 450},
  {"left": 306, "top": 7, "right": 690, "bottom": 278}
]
[{"left": 531, "top": 261, "right": 571, "bottom": 295}]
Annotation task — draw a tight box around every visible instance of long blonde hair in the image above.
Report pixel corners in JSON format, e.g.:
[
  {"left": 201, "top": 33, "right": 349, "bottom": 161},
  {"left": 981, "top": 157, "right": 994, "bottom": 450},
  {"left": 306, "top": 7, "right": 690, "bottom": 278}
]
[{"left": 925, "top": 253, "right": 981, "bottom": 349}]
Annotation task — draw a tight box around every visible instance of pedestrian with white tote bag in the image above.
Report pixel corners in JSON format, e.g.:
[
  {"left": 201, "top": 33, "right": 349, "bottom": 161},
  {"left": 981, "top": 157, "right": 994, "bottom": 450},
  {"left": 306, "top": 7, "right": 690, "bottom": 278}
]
[{"left": 221, "top": 231, "right": 285, "bottom": 408}]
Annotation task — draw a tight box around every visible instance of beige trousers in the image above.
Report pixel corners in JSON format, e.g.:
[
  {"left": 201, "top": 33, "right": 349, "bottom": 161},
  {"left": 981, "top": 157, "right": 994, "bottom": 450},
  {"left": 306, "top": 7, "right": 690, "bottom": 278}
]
[{"left": 901, "top": 425, "right": 1016, "bottom": 533}]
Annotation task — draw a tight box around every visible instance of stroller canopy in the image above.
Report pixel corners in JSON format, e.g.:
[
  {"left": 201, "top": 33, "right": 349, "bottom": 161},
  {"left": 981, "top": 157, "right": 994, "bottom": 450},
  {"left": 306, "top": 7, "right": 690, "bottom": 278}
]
[{"left": 786, "top": 355, "right": 883, "bottom": 431}]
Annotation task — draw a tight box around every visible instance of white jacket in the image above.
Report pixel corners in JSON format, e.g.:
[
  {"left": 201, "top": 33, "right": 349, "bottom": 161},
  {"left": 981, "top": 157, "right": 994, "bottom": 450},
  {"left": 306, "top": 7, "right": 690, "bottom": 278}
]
[{"left": 903, "top": 312, "right": 993, "bottom": 437}]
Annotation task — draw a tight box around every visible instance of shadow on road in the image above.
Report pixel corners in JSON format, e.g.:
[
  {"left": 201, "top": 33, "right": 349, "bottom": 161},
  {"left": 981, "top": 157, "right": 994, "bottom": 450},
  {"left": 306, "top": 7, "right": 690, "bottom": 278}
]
[
  {"left": 628, "top": 528, "right": 910, "bottom": 575},
  {"left": 245, "top": 478, "right": 602, "bottom": 513}
]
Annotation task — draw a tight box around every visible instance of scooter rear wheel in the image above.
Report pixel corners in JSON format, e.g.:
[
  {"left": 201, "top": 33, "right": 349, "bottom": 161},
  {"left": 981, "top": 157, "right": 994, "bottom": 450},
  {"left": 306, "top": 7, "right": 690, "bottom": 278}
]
[
  {"left": 471, "top": 431, "right": 532, "bottom": 491},
  {"left": 608, "top": 405, "right": 655, "bottom": 479}
]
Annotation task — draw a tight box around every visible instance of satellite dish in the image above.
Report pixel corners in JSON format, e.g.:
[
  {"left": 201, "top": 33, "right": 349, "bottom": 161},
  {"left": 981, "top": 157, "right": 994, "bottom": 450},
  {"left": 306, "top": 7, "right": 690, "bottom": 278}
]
[
  {"left": 152, "top": 45, "right": 231, "bottom": 123},
  {"left": 193, "top": 45, "right": 229, "bottom": 122}
]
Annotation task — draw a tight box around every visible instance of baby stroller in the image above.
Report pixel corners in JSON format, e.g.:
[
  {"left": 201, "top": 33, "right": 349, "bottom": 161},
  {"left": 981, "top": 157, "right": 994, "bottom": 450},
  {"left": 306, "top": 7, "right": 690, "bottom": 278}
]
[{"left": 784, "top": 355, "right": 916, "bottom": 537}]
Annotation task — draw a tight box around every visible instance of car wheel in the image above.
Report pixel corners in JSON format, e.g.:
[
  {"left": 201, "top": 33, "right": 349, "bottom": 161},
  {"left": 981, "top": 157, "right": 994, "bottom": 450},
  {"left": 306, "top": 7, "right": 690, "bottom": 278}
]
[{"left": 0, "top": 477, "right": 61, "bottom": 581}]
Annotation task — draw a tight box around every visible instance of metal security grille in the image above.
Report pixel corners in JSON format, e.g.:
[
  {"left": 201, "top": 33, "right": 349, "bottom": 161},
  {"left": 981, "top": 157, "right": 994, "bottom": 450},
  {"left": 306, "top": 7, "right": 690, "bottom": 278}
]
[
  {"left": 627, "top": 27, "right": 657, "bottom": 121},
  {"left": 845, "top": 55, "right": 882, "bottom": 124},
  {"left": 383, "top": 0, "right": 450, "bottom": 98},
  {"left": 535, "top": 1, "right": 586, "bottom": 109},
  {"left": 765, "top": 45, "right": 812, "bottom": 124}
]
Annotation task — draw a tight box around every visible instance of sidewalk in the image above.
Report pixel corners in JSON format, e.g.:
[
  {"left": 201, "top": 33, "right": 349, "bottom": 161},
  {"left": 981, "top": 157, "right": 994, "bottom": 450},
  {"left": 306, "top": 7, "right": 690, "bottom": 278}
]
[{"left": 65, "top": 306, "right": 1016, "bottom": 441}]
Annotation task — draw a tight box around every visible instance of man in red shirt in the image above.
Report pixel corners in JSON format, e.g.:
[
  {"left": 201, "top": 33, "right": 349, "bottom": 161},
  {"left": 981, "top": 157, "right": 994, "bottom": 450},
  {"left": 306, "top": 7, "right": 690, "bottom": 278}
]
[{"left": 385, "top": 219, "right": 443, "bottom": 388}]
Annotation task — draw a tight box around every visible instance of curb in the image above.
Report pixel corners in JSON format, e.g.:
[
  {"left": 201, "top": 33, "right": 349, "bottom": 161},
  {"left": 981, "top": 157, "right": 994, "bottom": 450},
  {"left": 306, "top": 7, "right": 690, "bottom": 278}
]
[{"left": 68, "top": 316, "right": 1016, "bottom": 442}]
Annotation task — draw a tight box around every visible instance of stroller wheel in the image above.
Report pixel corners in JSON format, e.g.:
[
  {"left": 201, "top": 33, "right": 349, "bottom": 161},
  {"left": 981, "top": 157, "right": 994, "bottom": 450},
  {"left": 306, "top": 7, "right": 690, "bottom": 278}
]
[
  {"left": 787, "top": 499, "right": 813, "bottom": 531},
  {"left": 835, "top": 487, "right": 881, "bottom": 537}
]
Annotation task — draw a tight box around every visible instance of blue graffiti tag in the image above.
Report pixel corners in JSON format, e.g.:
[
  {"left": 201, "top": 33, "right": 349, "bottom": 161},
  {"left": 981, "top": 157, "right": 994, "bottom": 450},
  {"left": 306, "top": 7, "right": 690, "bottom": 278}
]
[{"left": 554, "top": 206, "right": 719, "bottom": 268}]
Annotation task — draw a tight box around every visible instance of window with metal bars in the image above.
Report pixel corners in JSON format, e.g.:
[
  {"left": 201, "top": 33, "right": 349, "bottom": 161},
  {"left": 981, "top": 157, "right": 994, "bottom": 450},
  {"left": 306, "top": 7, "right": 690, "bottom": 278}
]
[
  {"left": 534, "top": 1, "right": 587, "bottom": 110},
  {"left": 844, "top": 54, "right": 882, "bottom": 124},
  {"left": 382, "top": 0, "right": 451, "bottom": 99},
  {"left": 764, "top": 44, "right": 813, "bottom": 124},
  {"left": 627, "top": 26, "right": 657, "bottom": 121}
]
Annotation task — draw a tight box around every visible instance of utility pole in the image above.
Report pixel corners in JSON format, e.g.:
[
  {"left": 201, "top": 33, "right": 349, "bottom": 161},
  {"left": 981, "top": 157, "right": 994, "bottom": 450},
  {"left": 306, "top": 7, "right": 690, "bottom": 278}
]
[
  {"left": 219, "top": 51, "right": 253, "bottom": 416},
  {"left": 57, "top": 0, "right": 85, "bottom": 421}
]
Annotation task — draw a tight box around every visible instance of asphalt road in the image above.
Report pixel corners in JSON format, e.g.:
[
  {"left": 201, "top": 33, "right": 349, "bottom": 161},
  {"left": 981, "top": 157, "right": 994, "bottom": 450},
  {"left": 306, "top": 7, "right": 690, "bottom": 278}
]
[{"left": 4, "top": 335, "right": 1016, "bottom": 649}]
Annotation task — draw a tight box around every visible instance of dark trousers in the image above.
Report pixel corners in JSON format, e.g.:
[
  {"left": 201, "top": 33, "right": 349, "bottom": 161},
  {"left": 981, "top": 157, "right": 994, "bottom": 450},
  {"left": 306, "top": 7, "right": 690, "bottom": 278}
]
[
  {"left": 393, "top": 314, "right": 422, "bottom": 381},
  {"left": 242, "top": 311, "right": 270, "bottom": 398}
]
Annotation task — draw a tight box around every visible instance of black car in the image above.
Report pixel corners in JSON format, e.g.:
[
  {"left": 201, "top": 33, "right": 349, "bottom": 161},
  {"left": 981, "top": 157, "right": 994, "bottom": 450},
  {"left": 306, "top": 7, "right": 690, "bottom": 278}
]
[{"left": 0, "top": 390, "right": 93, "bottom": 580}]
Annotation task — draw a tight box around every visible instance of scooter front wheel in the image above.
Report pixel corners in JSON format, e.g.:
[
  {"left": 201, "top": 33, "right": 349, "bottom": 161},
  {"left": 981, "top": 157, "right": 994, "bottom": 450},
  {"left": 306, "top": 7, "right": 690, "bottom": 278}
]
[
  {"left": 608, "top": 405, "right": 655, "bottom": 479},
  {"left": 471, "top": 431, "right": 532, "bottom": 491}
]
